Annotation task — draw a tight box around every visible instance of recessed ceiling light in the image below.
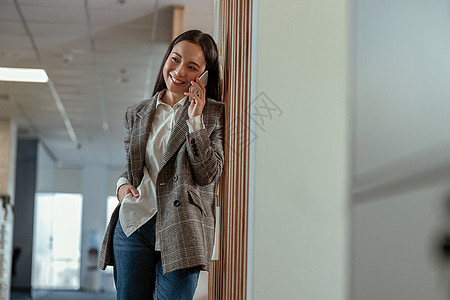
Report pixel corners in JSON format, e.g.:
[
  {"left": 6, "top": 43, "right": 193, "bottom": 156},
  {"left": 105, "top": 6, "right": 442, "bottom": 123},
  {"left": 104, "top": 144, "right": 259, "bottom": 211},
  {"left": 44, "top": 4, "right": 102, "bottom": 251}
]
[{"left": 0, "top": 67, "right": 49, "bottom": 83}]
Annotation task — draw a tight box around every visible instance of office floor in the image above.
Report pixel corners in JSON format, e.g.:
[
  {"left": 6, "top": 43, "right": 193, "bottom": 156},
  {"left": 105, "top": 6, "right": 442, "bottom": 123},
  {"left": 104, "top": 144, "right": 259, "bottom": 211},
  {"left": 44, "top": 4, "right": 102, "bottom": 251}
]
[
  {"left": 10, "top": 271, "right": 207, "bottom": 299},
  {"left": 11, "top": 290, "right": 115, "bottom": 300}
]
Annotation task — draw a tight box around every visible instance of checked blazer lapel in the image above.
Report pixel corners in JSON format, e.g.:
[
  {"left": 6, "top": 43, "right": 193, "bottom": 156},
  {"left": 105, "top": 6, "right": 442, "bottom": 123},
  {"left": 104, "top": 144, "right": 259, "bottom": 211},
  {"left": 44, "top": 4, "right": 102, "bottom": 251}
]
[
  {"left": 159, "top": 98, "right": 190, "bottom": 170},
  {"left": 133, "top": 97, "right": 157, "bottom": 185}
]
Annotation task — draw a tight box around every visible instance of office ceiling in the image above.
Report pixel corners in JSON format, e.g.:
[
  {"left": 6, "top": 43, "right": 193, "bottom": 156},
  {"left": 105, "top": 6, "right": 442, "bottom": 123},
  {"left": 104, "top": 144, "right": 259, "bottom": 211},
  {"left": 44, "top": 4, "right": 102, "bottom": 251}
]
[{"left": 0, "top": 0, "right": 215, "bottom": 167}]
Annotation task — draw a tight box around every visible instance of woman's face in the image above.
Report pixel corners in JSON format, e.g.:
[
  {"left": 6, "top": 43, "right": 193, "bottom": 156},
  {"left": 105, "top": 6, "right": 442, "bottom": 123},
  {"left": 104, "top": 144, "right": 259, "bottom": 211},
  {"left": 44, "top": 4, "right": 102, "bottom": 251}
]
[{"left": 163, "top": 40, "right": 207, "bottom": 96}]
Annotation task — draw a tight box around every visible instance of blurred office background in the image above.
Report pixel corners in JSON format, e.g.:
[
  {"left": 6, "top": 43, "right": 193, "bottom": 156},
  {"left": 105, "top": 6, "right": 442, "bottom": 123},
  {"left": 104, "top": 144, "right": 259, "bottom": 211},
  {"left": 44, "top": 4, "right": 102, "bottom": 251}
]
[
  {"left": 1, "top": 0, "right": 450, "bottom": 299},
  {"left": 351, "top": 0, "right": 450, "bottom": 299}
]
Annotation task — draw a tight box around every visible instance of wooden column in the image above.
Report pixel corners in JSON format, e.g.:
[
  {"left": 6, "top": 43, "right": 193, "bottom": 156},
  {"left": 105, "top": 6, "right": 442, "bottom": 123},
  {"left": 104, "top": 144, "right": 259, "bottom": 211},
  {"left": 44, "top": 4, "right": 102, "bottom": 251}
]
[
  {"left": 208, "top": 0, "right": 253, "bottom": 299},
  {"left": 172, "top": 5, "right": 185, "bottom": 41}
]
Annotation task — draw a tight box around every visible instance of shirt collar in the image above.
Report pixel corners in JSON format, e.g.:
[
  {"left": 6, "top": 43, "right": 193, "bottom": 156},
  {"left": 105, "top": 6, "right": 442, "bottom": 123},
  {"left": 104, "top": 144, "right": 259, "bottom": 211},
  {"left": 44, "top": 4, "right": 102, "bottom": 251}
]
[{"left": 156, "top": 89, "right": 187, "bottom": 110}]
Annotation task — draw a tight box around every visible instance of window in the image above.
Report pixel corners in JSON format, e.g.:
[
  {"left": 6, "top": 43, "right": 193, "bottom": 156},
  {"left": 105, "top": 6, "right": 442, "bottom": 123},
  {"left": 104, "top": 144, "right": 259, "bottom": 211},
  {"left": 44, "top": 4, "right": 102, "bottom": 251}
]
[
  {"left": 104, "top": 196, "right": 118, "bottom": 274},
  {"left": 32, "top": 193, "right": 83, "bottom": 290},
  {"left": 106, "top": 196, "right": 117, "bottom": 225}
]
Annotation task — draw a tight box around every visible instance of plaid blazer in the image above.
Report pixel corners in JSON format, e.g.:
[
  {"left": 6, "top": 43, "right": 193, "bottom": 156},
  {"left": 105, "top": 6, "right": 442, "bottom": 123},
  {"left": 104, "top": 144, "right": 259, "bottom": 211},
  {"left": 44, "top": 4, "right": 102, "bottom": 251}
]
[{"left": 98, "top": 93, "right": 225, "bottom": 274}]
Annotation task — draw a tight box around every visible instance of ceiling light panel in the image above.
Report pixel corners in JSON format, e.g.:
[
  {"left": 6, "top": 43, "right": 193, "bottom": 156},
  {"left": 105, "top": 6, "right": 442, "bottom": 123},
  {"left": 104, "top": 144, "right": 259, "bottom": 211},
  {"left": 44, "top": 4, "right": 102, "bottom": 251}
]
[
  {"left": 0, "top": 67, "right": 48, "bottom": 83},
  {"left": 17, "top": 0, "right": 85, "bottom": 9}
]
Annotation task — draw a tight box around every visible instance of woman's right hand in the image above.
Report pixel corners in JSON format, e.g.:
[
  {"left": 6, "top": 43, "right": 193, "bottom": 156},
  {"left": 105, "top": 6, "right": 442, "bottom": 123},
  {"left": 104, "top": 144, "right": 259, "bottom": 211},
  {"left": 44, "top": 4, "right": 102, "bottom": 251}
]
[{"left": 118, "top": 184, "right": 139, "bottom": 203}]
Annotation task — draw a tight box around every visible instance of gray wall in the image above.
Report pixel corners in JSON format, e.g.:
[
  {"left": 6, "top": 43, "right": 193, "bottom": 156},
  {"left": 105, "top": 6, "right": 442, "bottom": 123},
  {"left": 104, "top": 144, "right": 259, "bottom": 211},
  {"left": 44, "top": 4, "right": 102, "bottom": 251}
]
[
  {"left": 352, "top": 182, "right": 450, "bottom": 300},
  {"left": 353, "top": 0, "right": 450, "bottom": 176},
  {"left": 352, "top": 0, "right": 450, "bottom": 299},
  {"left": 12, "top": 139, "right": 38, "bottom": 291}
]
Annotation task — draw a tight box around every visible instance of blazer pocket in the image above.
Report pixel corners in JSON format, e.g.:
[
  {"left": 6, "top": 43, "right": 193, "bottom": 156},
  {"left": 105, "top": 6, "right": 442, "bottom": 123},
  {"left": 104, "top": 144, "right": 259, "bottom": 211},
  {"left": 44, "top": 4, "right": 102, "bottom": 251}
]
[{"left": 188, "top": 190, "right": 207, "bottom": 217}]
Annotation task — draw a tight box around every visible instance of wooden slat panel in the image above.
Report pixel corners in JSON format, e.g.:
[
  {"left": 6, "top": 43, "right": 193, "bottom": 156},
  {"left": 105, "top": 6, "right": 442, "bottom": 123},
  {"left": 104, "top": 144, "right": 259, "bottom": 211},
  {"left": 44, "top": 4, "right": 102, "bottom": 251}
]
[{"left": 208, "top": 0, "right": 252, "bottom": 299}]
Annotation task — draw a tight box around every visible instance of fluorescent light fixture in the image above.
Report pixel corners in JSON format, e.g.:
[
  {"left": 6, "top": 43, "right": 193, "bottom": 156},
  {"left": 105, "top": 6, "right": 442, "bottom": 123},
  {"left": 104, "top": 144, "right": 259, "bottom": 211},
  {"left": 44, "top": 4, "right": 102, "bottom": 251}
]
[{"left": 0, "top": 67, "right": 49, "bottom": 83}]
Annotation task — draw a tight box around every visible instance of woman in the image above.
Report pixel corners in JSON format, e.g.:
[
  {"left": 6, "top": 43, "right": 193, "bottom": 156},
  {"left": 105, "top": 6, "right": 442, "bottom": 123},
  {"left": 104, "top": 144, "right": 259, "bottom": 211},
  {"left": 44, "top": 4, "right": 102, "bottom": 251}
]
[{"left": 99, "top": 30, "right": 225, "bottom": 299}]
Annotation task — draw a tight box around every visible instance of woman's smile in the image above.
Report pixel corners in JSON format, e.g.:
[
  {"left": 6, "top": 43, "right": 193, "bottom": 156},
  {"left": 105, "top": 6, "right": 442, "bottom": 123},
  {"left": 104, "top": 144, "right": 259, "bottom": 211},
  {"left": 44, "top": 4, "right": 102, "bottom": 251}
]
[{"left": 169, "top": 74, "right": 187, "bottom": 86}]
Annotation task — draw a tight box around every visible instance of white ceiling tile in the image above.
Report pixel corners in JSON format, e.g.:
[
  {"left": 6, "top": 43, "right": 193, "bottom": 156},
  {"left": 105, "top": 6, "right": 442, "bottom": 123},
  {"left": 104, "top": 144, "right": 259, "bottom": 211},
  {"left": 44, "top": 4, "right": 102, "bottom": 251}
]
[
  {"left": 27, "top": 22, "right": 88, "bottom": 38},
  {"left": 0, "top": 3, "right": 20, "bottom": 22},
  {"left": 0, "top": 20, "right": 27, "bottom": 35},
  {"left": 0, "top": 34, "right": 34, "bottom": 51},
  {"left": 20, "top": 5, "right": 86, "bottom": 24}
]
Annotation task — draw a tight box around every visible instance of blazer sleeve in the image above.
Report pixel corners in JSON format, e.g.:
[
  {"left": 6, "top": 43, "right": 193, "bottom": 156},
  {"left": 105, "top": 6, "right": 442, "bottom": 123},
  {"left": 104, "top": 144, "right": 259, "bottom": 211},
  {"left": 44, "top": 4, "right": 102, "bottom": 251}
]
[
  {"left": 119, "top": 107, "right": 134, "bottom": 182},
  {"left": 185, "top": 102, "right": 225, "bottom": 186}
]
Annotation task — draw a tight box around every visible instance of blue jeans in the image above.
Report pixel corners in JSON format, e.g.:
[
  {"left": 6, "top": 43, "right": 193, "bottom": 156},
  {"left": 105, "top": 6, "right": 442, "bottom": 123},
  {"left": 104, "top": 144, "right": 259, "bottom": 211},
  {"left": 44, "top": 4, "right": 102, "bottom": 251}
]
[{"left": 113, "top": 215, "right": 200, "bottom": 299}]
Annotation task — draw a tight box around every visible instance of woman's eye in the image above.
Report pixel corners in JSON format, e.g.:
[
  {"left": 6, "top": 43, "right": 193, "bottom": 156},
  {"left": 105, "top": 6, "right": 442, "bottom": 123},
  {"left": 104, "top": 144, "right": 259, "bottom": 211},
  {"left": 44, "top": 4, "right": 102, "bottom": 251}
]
[
  {"left": 188, "top": 66, "right": 197, "bottom": 71},
  {"left": 171, "top": 57, "right": 179, "bottom": 63}
]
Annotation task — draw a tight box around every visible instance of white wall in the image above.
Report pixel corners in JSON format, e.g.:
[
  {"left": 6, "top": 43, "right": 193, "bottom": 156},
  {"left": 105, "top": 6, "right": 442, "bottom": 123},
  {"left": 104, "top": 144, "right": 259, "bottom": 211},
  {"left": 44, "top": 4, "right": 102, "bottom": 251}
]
[
  {"left": 352, "top": 0, "right": 450, "bottom": 299},
  {"left": 250, "top": 0, "right": 350, "bottom": 299}
]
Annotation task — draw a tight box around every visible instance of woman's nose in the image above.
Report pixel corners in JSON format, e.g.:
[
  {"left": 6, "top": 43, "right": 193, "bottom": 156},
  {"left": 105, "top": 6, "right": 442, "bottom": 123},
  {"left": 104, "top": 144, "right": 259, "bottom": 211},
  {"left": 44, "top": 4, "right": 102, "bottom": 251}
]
[{"left": 174, "top": 65, "right": 186, "bottom": 77}]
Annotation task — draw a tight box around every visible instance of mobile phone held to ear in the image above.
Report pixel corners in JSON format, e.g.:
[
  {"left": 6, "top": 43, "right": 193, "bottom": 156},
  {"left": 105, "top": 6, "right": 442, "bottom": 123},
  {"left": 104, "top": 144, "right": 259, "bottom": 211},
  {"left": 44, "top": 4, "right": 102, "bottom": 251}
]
[{"left": 189, "top": 70, "right": 208, "bottom": 100}]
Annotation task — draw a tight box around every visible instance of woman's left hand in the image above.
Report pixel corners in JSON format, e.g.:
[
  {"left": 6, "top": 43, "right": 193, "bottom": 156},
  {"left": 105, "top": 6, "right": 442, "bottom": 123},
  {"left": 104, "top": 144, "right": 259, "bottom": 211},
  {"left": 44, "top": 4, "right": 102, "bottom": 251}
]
[{"left": 185, "top": 77, "right": 206, "bottom": 119}]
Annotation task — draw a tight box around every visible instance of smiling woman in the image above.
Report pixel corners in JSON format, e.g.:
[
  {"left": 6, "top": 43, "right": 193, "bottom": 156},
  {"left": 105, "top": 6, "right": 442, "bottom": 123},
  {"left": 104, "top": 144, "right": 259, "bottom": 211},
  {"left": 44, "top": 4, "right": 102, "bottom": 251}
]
[{"left": 99, "top": 30, "right": 224, "bottom": 300}]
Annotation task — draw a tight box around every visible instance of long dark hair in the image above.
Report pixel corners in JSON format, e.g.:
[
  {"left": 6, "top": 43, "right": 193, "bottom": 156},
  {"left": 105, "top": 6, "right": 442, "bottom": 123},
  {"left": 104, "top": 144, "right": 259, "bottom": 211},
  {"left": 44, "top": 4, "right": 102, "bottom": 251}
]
[{"left": 152, "top": 30, "right": 222, "bottom": 101}]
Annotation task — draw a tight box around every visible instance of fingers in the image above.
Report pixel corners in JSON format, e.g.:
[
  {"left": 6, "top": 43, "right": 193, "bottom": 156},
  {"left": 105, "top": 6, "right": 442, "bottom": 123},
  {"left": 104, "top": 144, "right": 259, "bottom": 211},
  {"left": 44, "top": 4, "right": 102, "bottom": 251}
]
[
  {"left": 118, "top": 184, "right": 139, "bottom": 202},
  {"left": 189, "top": 79, "right": 205, "bottom": 98},
  {"left": 185, "top": 76, "right": 206, "bottom": 118},
  {"left": 129, "top": 186, "right": 139, "bottom": 197},
  {"left": 184, "top": 91, "right": 199, "bottom": 103},
  {"left": 194, "top": 77, "right": 206, "bottom": 94}
]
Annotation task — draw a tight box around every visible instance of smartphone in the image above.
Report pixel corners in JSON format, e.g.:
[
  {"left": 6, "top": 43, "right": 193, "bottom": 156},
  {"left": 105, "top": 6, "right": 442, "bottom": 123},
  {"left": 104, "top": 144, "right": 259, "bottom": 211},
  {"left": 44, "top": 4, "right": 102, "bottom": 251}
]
[{"left": 189, "top": 70, "right": 208, "bottom": 100}]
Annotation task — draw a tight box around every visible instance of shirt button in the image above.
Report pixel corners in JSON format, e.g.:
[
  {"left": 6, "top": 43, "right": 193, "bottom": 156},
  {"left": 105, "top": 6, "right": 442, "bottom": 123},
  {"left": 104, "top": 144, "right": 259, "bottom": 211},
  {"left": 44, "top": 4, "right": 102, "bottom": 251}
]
[
  {"left": 173, "top": 200, "right": 181, "bottom": 207},
  {"left": 173, "top": 175, "right": 178, "bottom": 182}
]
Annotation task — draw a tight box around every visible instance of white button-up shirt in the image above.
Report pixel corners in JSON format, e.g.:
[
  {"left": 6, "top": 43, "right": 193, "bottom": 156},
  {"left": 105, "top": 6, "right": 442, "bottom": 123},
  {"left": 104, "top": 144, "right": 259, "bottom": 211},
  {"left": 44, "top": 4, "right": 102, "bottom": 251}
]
[{"left": 117, "top": 90, "right": 205, "bottom": 250}]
